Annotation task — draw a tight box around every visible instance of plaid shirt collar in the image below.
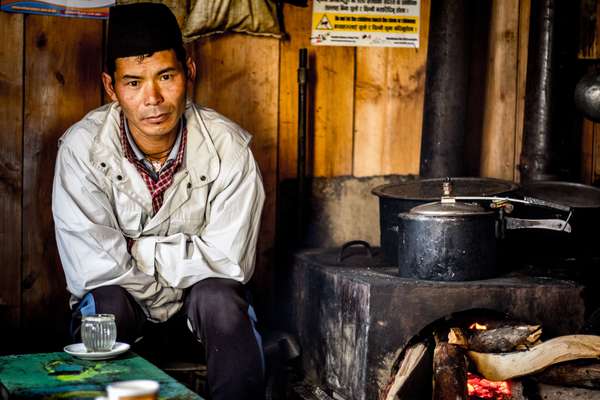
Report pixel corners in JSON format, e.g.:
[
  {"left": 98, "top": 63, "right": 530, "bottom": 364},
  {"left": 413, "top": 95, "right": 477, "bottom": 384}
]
[
  {"left": 119, "top": 113, "right": 187, "bottom": 214},
  {"left": 123, "top": 116, "right": 183, "bottom": 177}
]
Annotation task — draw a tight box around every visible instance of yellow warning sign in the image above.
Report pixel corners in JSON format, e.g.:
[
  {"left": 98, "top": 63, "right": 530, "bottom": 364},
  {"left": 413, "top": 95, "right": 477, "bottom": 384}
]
[
  {"left": 313, "top": 12, "right": 418, "bottom": 33},
  {"left": 316, "top": 14, "right": 333, "bottom": 30}
]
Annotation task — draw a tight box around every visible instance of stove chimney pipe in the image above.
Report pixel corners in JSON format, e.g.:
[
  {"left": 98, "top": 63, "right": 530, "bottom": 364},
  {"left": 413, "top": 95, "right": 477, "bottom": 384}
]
[
  {"left": 419, "top": 0, "right": 470, "bottom": 178},
  {"left": 520, "top": 0, "right": 580, "bottom": 182}
]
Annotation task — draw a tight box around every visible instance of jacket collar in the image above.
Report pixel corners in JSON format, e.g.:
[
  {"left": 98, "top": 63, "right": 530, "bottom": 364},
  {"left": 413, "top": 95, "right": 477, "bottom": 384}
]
[{"left": 90, "top": 101, "right": 219, "bottom": 211}]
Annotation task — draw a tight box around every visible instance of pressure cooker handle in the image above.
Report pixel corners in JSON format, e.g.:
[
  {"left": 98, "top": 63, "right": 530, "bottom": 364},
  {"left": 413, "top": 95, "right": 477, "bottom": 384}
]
[
  {"left": 452, "top": 195, "right": 572, "bottom": 212},
  {"left": 504, "top": 217, "right": 572, "bottom": 233},
  {"left": 337, "top": 240, "right": 374, "bottom": 264}
]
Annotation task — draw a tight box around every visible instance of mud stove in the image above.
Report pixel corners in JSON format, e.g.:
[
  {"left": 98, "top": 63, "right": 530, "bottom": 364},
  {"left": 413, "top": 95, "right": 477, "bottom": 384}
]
[{"left": 284, "top": 246, "right": 587, "bottom": 400}]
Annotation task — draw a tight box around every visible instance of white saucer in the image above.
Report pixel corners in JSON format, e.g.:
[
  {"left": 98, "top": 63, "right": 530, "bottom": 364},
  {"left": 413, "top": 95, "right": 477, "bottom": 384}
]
[{"left": 64, "top": 342, "right": 130, "bottom": 360}]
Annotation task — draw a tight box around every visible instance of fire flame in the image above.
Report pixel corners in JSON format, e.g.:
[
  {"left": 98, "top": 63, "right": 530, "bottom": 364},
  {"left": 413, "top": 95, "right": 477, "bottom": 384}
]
[
  {"left": 469, "top": 322, "right": 488, "bottom": 331},
  {"left": 467, "top": 372, "right": 511, "bottom": 399}
]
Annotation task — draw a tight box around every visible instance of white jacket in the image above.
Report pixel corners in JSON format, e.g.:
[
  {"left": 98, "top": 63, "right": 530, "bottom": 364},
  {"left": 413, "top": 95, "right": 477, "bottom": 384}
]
[{"left": 52, "top": 101, "right": 265, "bottom": 322}]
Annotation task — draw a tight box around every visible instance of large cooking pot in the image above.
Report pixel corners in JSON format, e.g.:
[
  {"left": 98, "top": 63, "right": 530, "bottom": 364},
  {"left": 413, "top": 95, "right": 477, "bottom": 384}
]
[
  {"left": 396, "top": 180, "right": 576, "bottom": 281},
  {"left": 398, "top": 200, "right": 498, "bottom": 281},
  {"left": 508, "top": 181, "right": 600, "bottom": 265},
  {"left": 372, "top": 177, "right": 519, "bottom": 265}
]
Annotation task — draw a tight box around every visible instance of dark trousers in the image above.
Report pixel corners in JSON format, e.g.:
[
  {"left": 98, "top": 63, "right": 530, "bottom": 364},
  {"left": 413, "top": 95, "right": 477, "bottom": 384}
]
[{"left": 71, "top": 278, "right": 265, "bottom": 400}]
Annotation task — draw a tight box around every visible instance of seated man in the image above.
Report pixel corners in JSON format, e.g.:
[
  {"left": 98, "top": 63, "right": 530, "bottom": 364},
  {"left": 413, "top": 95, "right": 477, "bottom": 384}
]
[{"left": 51, "top": 3, "right": 265, "bottom": 399}]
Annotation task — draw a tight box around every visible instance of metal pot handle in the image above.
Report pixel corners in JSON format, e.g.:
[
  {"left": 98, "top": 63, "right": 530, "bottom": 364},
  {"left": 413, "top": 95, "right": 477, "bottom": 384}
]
[
  {"left": 504, "top": 216, "right": 573, "bottom": 232},
  {"left": 337, "top": 240, "right": 374, "bottom": 264}
]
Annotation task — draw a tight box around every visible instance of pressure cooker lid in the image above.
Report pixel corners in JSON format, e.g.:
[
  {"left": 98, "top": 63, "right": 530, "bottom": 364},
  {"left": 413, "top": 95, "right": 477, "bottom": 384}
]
[
  {"left": 372, "top": 177, "right": 518, "bottom": 200},
  {"left": 409, "top": 201, "right": 492, "bottom": 216},
  {"left": 519, "top": 181, "right": 600, "bottom": 208}
]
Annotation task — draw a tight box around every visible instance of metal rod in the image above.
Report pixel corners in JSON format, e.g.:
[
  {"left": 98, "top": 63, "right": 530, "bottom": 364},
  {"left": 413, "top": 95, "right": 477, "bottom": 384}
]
[{"left": 297, "top": 48, "right": 308, "bottom": 244}]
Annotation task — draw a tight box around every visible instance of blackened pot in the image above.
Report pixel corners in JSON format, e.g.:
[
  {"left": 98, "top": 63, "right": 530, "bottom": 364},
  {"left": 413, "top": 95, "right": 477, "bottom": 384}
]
[
  {"left": 398, "top": 201, "right": 498, "bottom": 281},
  {"left": 508, "top": 181, "right": 600, "bottom": 266},
  {"left": 373, "top": 177, "right": 518, "bottom": 265}
]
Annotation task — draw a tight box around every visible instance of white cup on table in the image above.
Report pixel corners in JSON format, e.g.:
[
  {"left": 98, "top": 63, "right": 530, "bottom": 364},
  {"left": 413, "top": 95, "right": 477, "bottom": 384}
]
[{"left": 105, "top": 380, "right": 160, "bottom": 400}]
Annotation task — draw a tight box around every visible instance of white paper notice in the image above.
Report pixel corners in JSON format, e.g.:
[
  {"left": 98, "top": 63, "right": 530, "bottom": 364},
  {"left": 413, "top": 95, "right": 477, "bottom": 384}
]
[{"left": 311, "top": 0, "right": 420, "bottom": 48}]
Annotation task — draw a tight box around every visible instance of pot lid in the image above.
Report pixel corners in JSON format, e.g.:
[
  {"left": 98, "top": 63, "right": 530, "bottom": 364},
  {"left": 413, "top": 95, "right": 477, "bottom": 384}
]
[
  {"left": 519, "top": 181, "right": 600, "bottom": 209},
  {"left": 372, "top": 177, "right": 519, "bottom": 200},
  {"left": 410, "top": 201, "right": 492, "bottom": 216}
]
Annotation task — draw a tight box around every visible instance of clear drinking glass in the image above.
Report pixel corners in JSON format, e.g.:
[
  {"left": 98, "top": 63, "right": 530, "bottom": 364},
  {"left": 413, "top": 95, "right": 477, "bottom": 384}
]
[{"left": 81, "top": 314, "right": 117, "bottom": 352}]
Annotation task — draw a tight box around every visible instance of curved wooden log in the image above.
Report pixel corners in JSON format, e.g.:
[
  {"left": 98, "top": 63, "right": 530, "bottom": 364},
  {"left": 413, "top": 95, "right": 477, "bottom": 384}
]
[{"left": 468, "top": 335, "right": 600, "bottom": 381}]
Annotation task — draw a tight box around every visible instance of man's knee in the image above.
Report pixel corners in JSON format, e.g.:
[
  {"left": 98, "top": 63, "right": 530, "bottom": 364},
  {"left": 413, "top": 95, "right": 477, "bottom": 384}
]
[
  {"left": 84, "top": 285, "right": 145, "bottom": 342},
  {"left": 185, "top": 278, "right": 250, "bottom": 336},
  {"left": 90, "top": 286, "right": 133, "bottom": 317}
]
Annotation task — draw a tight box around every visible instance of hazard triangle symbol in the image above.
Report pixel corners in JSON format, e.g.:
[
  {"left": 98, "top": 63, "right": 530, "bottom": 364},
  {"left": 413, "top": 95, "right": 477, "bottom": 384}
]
[{"left": 316, "top": 15, "right": 333, "bottom": 30}]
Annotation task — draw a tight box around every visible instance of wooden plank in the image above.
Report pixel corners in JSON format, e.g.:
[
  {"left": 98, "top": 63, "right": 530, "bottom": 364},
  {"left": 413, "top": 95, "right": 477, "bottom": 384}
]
[
  {"left": 23, "top": 15, "right": 103, "bottom": 349},
  {"left": 0, "top": 11, "right": 24, "bottom": 343},
  {"left": 278, "top": 2, "right": 311, "bottom": 181},
  {"left": 353, "top": 0, "right": 430, "bottom": 177},
  {"left": 312, "top": 44, "right": 354, "bottom": 177},
  {"left": 594, "top": 121, "right": 600, "bottom": 181},
  {"left": 514, "top": 0, "right": 531, "bottom": 182},
  {"left": 578, "top": 0, "right": 600, "bottom": 60},
  {"left": 278, "top": 0, "right": 355, "bottom": 179},
  {"left": 480, "top": 0, "right": 520, "bottom": 180},
  {"left": 581, "top": 118, "right": 595, "bottom": 184},
  {"left": 192, "top": 33, "right": 279, "bottom": 308}
]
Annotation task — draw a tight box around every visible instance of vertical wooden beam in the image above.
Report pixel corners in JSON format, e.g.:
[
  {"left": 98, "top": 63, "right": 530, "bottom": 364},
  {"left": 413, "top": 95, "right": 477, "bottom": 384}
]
[
  {"left": 23, "top": 15, "right": 103, "bottom": 349},
  {"left": 514, "top": 0, "right": 531, "bottom": 182},
  {"left": 193, "top": 34, "right": 279, "bottom": 309},
  {"left": 312, "top": 45, "right": 355, "bottom": 177},
  {"left": 578, "top": 0, "right": 600, "bottom": 59},
  {"left": 353, "top": 0, "right": 430, "bottom": 177},
  {"left": 480, "top": 0, "right": 520, "bottom": 180},
  {"left": 594, "top": 121, "right": 600, "bottom": 182},
  {"left": 0, "top": 11, "right": 24, "bottom": 347},
  {"left": 278, "top": 0, "right": 355, "bottom": 179},
  {"left": 581, "top": 118, "right": 595, "bottom": 184},
  {"left": 277, "top": 2, "right": 309, "bottom": 181}
]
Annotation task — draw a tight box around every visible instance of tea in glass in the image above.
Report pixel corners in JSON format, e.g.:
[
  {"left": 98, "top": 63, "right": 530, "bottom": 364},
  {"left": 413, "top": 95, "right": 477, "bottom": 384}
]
[{"left": 81, "top": 314, "right": 117, "bottom": 352}]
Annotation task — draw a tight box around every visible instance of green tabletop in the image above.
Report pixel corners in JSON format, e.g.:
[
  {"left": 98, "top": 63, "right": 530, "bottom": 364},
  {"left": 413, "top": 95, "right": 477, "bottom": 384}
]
[{"left": 0, "top": 351, "right": 203, "bottom": 399}]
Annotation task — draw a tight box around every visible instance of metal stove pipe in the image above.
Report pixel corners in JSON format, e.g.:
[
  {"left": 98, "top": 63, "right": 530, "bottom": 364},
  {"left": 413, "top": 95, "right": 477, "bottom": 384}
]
[
  {"left": 520, "top": 0, "right": 580, "bottom": 182},
  {"left": 520, "top": 0, "right": 558, "bottom": 182},
  {"left": 419, "top": 0, "right": 469, "bottom": 178}
]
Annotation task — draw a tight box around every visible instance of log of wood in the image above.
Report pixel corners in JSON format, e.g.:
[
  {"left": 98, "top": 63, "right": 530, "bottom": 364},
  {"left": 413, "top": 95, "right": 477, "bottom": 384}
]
[
  {"left": 468, "top": 335, "right": 600, "bottom": 381},
  {"left": 533, "top": 361, "right": 600, "bottom": 389},
  {"left": 448, "top": 327, "right": 468, "bottom": 347},
  {"left": 433, "top": 343, "right": 468, "bottom": 400},
  {"left": 382, "top": 341, "right": 428, "bottom": 400},
  {"left": 448, "top": 324, "right": 541, "bottom": 352},
  {"left": 468, "top": 324, "right": 542, "bottom": 352},
  {"left": 536, "top": 383, "right": 600, "bottom": 399},
  {"left": 510, "top": 380, "right": 527, "bottom": 400}
]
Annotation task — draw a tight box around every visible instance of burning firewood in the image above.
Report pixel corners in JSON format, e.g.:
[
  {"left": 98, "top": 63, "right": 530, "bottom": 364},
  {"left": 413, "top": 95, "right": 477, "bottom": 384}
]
[
  {"left": 433, "top": 342, "right": 468, "bottom": 400},
  {"left": 448, "top": 327, "right": 469, "bottom": 347},
  {"left": 448, "top": 324, "right": 542, "bottom": 353},
  {"left": 381, "top": 341, "right": 429, "bottom": 400},
  {"left": 468, "top": 335, "right": 600, "bottom": 381},
  {"left": 469, "top": 325, "right": 542, "bottom": 352}
]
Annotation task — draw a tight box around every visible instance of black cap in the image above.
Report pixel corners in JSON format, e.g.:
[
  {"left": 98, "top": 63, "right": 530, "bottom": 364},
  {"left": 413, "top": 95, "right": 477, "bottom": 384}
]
[{"left": 106, "top": 3, "right": 182, "bottom": 62}]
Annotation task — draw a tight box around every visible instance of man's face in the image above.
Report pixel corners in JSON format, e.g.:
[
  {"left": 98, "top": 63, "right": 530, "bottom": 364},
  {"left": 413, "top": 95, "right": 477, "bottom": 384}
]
[{"left": 102, "top": 49, "right": 195, "bottom": 141}]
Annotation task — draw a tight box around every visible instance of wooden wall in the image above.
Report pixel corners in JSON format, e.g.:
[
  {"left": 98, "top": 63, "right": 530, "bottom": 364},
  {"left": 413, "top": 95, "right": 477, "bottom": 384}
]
[{"left": 0, "top": 0, "right": 594, "bottom": 351}]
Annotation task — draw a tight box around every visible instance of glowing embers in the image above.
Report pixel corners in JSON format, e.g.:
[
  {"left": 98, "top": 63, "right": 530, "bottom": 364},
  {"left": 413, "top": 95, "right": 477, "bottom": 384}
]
[
  {"left": 470, "top": 322, "right": 488, "bottom": 331},
  {"left": 467, "top": 372, "right": 511, "bottom": 399}
]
